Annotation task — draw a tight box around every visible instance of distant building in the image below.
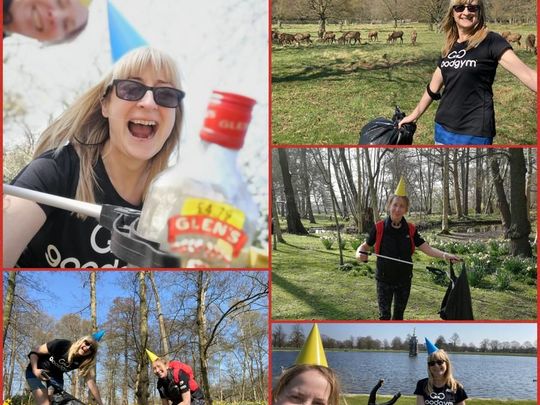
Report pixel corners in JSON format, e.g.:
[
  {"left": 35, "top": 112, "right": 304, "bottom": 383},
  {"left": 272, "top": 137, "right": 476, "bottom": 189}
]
[{"left": 409, "top": 329, "right": 418, "bottom": 357}]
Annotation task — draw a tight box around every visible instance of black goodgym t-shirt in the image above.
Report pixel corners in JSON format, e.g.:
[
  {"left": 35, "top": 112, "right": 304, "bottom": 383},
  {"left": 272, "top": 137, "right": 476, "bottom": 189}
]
[
  {"left": 26, "top": 339, "right": 81, "bottom": 380},
  {"left": 435, "top": 31, "right": 512, "bottom": 137},
  {"left": 12, "top": 143, "right": 141, "bottom": 268},
  {"left": 414, "top": 378, "right": 468, "bottom": 405}
]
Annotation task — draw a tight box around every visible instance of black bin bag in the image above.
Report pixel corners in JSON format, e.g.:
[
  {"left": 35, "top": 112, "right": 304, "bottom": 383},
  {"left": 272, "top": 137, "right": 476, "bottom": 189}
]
[{"left": 359, "top": 106, "right": 416, "bottom": 145}]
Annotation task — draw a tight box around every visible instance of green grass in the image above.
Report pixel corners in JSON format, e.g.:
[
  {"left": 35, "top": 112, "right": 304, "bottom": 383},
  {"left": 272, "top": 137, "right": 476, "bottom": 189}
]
[
  {"left": 272, "top": 23, "right": 537, "bottom": 145},
  {"left": 271, "top": 232, "right": 537, "bottom": 320},
  {"left": 342, "top": 394, "right": 536, "bottom": 405}
]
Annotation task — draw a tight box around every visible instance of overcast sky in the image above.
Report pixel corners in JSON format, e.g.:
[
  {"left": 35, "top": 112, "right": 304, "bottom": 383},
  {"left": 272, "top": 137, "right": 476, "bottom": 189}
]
[{"left": 4, "top": 0, "right": 268, "bottom": 202}]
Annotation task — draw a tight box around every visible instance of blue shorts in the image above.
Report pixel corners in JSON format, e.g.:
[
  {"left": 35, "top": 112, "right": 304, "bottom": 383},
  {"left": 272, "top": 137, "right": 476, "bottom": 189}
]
[
  {"left": 434, "top": 122, "right": 493, "bottom": 145},
  {"left": 25, "top": 367, "right": 63, "bottom": 391}
]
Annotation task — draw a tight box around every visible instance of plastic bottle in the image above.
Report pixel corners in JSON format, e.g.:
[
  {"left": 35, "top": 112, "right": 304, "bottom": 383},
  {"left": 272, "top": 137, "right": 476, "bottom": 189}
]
[{"left": 136, "top": 91, "right": 260, "bottom": 268}]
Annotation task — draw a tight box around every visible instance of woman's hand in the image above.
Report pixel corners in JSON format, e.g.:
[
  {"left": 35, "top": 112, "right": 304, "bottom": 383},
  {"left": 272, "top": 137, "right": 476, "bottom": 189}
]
[
  {"left": 443, "top": 252, "right": 461, "bottom": 263},
  {"left": 34, "top": 369, "right": 50, "bottom": 381},
  {"left": 398, "top": 114, "right": 417, "bottom": 129},
  {"left": 356, "top": 243, "right": 370, "bottom": 262}
]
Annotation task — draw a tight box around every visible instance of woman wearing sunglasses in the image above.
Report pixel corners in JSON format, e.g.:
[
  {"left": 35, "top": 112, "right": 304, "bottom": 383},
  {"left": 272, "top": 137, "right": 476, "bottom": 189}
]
[
  {"left": 4, "top": 0, "right": 89, "bottom": 43},
  {"left": 26, "top": 335, "right": 104, "bottom": 405},
  {"left": 399, "top": 0, "right": 536, "bottom": 145},
  {"left": 4, "top": 46, "right": 184, "bottom": 268},
  {"left": 414, "top": 342, "right": 467, "bottom": 405}
]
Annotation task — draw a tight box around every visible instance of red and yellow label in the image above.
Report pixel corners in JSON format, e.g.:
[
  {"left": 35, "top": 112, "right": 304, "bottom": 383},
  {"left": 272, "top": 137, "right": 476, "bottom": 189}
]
[{"left": 168, "top": 198, "right": 248, "bottom": 259}]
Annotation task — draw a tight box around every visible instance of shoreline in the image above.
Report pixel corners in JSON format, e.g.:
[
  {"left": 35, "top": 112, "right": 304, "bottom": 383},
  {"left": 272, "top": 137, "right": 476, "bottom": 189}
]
[
  {"left": 272, "top": 348, "right": 537, "bottom": 357},
  {"left": 341, "top": 394, "right": 536, "bottom": 404}
]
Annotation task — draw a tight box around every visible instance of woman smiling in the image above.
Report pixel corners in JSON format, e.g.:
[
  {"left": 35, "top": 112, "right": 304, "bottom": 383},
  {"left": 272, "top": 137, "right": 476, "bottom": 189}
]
[{"left": 399, "top": 0, "right": 537, "bottom": 145}]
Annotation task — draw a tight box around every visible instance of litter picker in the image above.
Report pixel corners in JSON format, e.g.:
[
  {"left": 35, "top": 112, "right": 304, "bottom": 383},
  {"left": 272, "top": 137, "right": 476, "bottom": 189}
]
[
  {"left": 357, "top": 250, "right": 414, "bottom": 266},
  {"left": 4, "top": 184, "right": 179, "bottom": 267}
]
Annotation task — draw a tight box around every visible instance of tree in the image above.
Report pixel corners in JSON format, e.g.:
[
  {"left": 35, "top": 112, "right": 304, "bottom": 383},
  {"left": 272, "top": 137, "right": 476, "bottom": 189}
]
[
  {"left": 508, "top": 148, "right": 532, "bottom": 256},
  {"left": 489, "top": 149, "right": 511, "bottom": 231},
  {"left": 3, "top": 271, "right": 17, "bottom": 346},
  {"left": 307, "top": 0, "right": 334, "bottom": 38},
  {"left": 288, "top": 324, "right": 306, "bottom": 348},
  {"left": 300, "top": 149, "right": 316, "bottom": 223},
  {"left": 381, "top": 0, "right": 406, "bottom": 27},
  {"left": 413, "top": 0, "right": 447, "bottom": 30},
  {"left": 441, "top": 149, "right": 450, "bottom": 233},
  {"left": 278, "top": 149, "right": 308, "bottom": 234},
  {"left": 135, "top": 272, "right": 150, "bottom": 405},
  {"left": 449, "top": 333, "right": 460, "bottom": 348},
  {"left": 272, "top": 324, "right": 287, "bottom": 348}
]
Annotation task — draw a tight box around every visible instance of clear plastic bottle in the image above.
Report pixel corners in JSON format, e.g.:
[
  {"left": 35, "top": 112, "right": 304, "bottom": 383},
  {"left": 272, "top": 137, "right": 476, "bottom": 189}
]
[{"left": 136, "top": 91, "right": 260, "bottom": 268}]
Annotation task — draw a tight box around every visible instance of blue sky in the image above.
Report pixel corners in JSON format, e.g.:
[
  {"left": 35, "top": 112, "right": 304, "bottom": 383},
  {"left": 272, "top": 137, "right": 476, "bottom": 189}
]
[
  {"left": 8, "top": 271, "right": 269, "bottom": 324},
  {"left": 274, "top": 322, "right": 537, "bottom": 346}
]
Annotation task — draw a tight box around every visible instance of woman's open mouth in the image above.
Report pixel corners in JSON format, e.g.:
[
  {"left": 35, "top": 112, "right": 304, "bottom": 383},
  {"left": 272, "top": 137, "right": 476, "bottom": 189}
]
[{"left": 128, "top": 119, "right": 157, "bottom": 140}]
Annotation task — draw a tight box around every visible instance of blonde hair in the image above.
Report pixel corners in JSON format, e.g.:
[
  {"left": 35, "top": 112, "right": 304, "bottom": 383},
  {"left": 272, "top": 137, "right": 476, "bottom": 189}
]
[
  {"left": 68, "top": 336, "right": 99, "bottom": 378},
  {"left": 426, "top": 349, "right": 463, "bottom": 395},
  {"left": 440, "top": 0, "right": 489, "bottom": 56},
  {"left": 273, "top": 364, "right": 341, "bottom": 405},
  {"left": 33, "top": 47, "right": 183, "bottom": 218}
]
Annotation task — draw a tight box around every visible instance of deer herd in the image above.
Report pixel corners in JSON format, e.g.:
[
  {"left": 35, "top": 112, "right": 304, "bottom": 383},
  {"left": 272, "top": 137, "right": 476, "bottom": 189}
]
[{"left": 272, "top": 28, "right": 536, "bottom": 54}]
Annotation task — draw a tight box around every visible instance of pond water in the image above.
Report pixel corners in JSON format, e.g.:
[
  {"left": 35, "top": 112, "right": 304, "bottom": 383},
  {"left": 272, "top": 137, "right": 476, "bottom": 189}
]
[
  {"left": 272, "top": 351, "right": 537, "bottom": 400},
  {"left": 452, "top": 224, "right": 504, "bottom": 234}
]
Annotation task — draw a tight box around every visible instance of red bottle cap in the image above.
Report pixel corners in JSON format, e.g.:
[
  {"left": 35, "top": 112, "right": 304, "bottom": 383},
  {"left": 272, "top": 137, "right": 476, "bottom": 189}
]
[{"left": 200, "top": 91, "right": 256, "bottom": 150}]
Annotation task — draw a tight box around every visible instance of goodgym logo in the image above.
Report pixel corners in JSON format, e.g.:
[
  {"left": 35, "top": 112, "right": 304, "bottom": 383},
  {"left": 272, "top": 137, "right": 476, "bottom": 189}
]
[{"left": 441, "top": 49, "right": 477, "bottom": 69}]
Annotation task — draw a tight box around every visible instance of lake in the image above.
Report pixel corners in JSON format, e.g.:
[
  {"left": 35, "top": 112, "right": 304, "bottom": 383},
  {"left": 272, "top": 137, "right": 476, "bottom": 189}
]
[{"left": 272, "top": 351, "right": 537, "bottom": 400}]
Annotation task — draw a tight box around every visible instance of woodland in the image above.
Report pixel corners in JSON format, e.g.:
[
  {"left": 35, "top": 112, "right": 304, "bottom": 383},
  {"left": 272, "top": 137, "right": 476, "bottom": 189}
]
[
  {"left": 271, "top": 148, "right": 537, "bottom": 320},
  {"left": 2, "top": 271, "right": 268, "bottom": 405}
]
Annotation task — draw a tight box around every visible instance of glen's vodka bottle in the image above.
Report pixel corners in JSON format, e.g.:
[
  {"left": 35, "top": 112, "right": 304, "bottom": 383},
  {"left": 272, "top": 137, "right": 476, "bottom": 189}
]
[{"left": 137, "top": 91, "right": 259, "bottom": 268}]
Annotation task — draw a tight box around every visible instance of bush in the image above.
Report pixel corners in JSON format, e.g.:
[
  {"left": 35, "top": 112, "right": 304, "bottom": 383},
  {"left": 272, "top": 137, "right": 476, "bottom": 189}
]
[
  {"left": 338, "top": 238, "right": 347, "bottom": 250},
  {"left": 502, "top": 256, "right": 527, "bottom": 276},
  {"left": 350, "top": 238, "right": 362, "bottom": 251},
  {"left": 320, "top": 235, "right": 334, "bottom": 249},
  {"left": 467, "top": 253, "right": 495, "bottom": 275},
  {"left": 494, "top": 268, "right": 512, "bottom": 291},
  {"left": 501, "top": 256, "right": 537, "bottom": 281},
  {"left": 427, "top": 266, "right": 449, "bottom": 287},
  {"left": 488, "top": 239, "right": 509, "bottom": 256},
  {"left": 466, "top": 263, "right": 486, "bottom": 287}
]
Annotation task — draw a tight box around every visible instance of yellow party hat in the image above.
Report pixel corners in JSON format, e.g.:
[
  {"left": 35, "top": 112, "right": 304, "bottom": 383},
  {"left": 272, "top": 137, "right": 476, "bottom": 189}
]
[
  {"left": 394, "top": 177, "right": 407, "bottom": 197},
  {"left": 145, "top": 349, "right": 159, "bottom": 362},
  {"left": 79, "top": 0, "right": 92, "bottom": 6},
  {"left": 295, "top": 324, "right": 328, "bottom": 367}
]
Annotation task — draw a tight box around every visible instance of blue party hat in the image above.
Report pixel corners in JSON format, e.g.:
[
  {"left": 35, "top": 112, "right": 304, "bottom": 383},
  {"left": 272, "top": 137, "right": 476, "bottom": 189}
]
[
  {"left": 92, "top": 330, "right": 106, "bottom": 342},
  {"left": 424, "top": 337, "right": 439, "bottom": 355},
  {"left": 107, "top": 0, "right": 148, "bottom": 62}
]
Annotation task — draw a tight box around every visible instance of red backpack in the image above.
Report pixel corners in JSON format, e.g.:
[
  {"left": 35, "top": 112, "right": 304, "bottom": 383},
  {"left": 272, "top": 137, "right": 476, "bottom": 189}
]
[
  {"left": 169, "top": 361, "right": 199, "bottom": 392},
  {"left": 374, "top": 220, "right": 416, "bottom": 254}
]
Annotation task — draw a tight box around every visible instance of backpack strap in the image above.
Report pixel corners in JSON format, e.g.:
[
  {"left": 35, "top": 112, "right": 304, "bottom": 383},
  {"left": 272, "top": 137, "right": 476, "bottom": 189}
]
[
  {"left": 374, "top": 221, "right": 384, "bottom": 254},
  {"left": 408, "top": 223, "right": 416, "bottom": 254},
  {"left": 375, "top": 220, "right": 416, "bottom": 254}
]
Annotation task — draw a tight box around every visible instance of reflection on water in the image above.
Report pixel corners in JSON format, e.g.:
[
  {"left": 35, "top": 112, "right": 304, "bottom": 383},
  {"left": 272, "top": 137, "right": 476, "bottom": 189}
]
[
  {"left": 452, "top": 224, "right": 503, "bottom": 234},
  {"left": 272, "top": 351, "right": 536, "bottom": 400}
]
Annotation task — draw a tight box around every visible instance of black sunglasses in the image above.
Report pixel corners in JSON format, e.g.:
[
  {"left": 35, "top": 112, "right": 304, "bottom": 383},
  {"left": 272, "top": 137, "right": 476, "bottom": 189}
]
[
  {"left": 106, "top": 79, "right": 185, "bottom": 108},
  {"left": 428, "top": 360, "right": 446, "bottom": 366},
  {"left": 452, "top": 4, "right": 479, "bottom": 12}
]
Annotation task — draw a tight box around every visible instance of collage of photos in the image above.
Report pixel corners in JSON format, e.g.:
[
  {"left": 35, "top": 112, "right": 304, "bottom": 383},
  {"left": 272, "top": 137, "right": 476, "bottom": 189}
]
[{"left": 1, "top": 0, "right": 538, "bottom": 405}]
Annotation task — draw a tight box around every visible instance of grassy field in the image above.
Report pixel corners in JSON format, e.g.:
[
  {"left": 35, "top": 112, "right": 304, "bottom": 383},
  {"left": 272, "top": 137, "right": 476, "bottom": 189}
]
[
  {"left": 272, "top": 22, "right": 537, "bottom": 145},
  {"left": 342, "top": 394, "right": 536, "bottom": 405},
  {"left": 271, "top": 221, "right": 537, "bottom": 320}
]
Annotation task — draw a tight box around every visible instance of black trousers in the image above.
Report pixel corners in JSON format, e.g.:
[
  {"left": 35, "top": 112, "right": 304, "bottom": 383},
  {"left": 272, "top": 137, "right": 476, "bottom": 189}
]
[{"left": 376, "top": 279, "right": 412, "bottom": 320}]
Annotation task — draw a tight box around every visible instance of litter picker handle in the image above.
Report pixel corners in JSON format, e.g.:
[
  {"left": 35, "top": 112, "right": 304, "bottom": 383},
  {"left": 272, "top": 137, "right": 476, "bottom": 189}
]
[
  {"left": 4, "top": 184, "right": 102, "bottom": 219},
  {"left": 4, "top": 184, "right": 180, "bottom": 267},
  {"left": 357, "top": 251, "right": 372, "bottom": 256}
]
